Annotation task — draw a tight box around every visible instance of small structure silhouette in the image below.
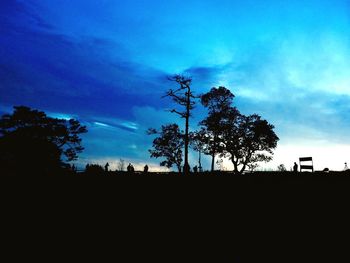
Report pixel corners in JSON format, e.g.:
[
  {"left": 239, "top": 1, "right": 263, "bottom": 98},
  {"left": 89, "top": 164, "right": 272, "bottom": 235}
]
[
  {"left": 299, "top": 157, "right": 314, "bottom": 172},
  {"left": 293, "top": 162, "right": 298, "bottom": 173},
  {"left": 344, "top": 162, "right": 349, "bottom": 171}
]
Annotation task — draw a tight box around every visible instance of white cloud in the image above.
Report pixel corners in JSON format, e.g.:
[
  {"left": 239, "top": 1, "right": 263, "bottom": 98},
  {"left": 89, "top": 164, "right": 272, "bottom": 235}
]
[
  {"left": 121, "top": 121, "right": 139, "bottom": 130},
  {"left": 93, "top": 121, "right": 111, "bottom": 128}
]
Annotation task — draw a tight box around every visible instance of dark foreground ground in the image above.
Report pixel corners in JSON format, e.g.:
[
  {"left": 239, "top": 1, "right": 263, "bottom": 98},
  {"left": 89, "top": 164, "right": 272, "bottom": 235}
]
[
  {"left": 2, "top": 170, "right": 349, "bottom": 263},
  {"left": 84, "top": 169, "right": 350, "bottom": 178},
  {"left": 4, "top": 170, "right": 350, "bottom": 198},
  {"left": 4, "top": 169, "right": 350, "bottom": 189},
  {"left": 82, "top": 170, "right": 350, "bottom": 186},
  {"left": 3, "top": 169, "right": 350, "bottom": 178}
]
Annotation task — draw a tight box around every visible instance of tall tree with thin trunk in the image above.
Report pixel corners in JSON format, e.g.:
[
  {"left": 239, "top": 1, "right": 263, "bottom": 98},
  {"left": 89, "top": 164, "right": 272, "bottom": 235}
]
[
  {"left": 164, "top": 75, "right": 196, "bottom": 175},
  {"left": 200, "top": 87, "right": 235, "bottom": 171},
  {"left": 189, "top": 129, "right": 207, "bottom": 172}
]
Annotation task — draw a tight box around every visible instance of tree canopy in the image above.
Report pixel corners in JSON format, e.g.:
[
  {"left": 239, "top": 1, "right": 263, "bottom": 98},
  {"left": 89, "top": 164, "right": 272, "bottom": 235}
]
[
  {"left": 221, "top": 112, "right": 279, "bottom": 174},
  {"left": 148, "top": 124, "right": 184, "bottom": 173},
  {"left": 200, "top": 86, "right": 238, "bottom": 171},
  {"left": 201, "top": 86, "right": 235, "bottom": 113},
  {"left": 0, "top": 106, "right": 87, "bottom": 175},
  {"left": 199, "top": 87, "right": 278, "bottom": 174}
]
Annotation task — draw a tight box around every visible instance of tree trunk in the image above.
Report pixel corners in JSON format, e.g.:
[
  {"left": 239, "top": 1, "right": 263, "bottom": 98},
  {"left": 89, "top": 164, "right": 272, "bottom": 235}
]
[
  {"left": 183, "top": 90, "right": 191, "bottom": 175},
  {"left": 177, "top": 165, "right": 182, "bottom": 174},
  {"left": 211, "top": 134, "right": 218, "bottom": 172},
  {"left": 211, "top": 152, "right": 215, "bottom": 172},
  {"left": 232, "top": 156, "right": 239, "bottom": 175},
  {"left": 239, "top": 163, "right": 247, "bottom": 175},
  {"left": 198, "top": 150, "right": 202, "bottom": 172}
]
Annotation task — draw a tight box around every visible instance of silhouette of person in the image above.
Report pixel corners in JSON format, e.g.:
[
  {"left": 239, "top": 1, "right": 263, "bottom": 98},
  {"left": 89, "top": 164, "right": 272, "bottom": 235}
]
[
  {"left": 293, "top": 162, "right": 298, "bottom": 173},
  {"left": 105, "top": 162, "right": 109, "bottom": 172},
  {"left": 127, "top": 163, "right": 134, "bottom": 173},
  {"left": 72, "top": 164, "right": 76, "bottom": 172},
  {"left": 193, "top": 165, "right": 198, "bottom": 173},
  {"left": 144, "top": 165, "right": 149, "bottom": 173}
]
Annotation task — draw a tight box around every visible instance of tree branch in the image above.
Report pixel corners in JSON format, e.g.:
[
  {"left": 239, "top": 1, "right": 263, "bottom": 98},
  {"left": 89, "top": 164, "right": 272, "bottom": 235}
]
[{"left": 167, "top": 109, "right": 186, "bottom": 118}]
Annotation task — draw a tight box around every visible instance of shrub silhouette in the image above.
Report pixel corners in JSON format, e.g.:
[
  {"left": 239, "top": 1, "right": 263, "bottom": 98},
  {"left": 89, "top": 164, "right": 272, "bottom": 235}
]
[
  {"left": 277, "top": 164, "right": 287, "bottom": 172},
  {"left": 85, "top": 164, "right": 105, "bottom": 175}
]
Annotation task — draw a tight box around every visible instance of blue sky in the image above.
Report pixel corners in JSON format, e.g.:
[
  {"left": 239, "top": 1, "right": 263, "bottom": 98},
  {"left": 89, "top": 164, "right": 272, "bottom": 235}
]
[{"left": 1, "top": 0, "right": 350, "bottom": 171}]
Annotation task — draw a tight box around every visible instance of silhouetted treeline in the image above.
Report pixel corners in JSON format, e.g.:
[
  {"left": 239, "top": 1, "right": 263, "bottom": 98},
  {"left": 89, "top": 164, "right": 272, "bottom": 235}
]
[
  {"left": 1, "top": 78, "right": 343, "bottom": 177},
  {"left": 148, "top": 78, "right": 279, "bottom": 175}
]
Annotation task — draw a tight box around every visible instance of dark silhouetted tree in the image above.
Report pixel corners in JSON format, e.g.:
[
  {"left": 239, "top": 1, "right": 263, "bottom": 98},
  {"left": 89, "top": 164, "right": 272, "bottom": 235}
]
[
  {"left": 85, "top": 164, "right": 104, "bottom": 175},
  {"left": 247, "top": 162, "right": 259, "bottom": 172},
  {"left": 201, "top": 86, "right": 235, "bottom": 111},
  {"left": 117, "top": 158, "right": 125, "bottom": 171},
  {"left": 221, "top": 112, "right": 279, "bottom": 175},
  {"left": 189, "top": 129, "right": 207, "bottom": 172},
  {"left": 200, "top": 87, "right": 237, "bottom": 171},
  {"left": 200, "top": 112, "right": 226, "bottom": 171},
  {"left": 164, "top": 75, "right": 196, "bottom": 175},
  {"left": 0, "top": 106, "right": 87, "bottom": 175},
  {"left": 148, "top": 124, "right": 184, "bottom": 173}
]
